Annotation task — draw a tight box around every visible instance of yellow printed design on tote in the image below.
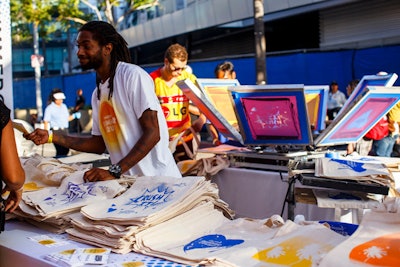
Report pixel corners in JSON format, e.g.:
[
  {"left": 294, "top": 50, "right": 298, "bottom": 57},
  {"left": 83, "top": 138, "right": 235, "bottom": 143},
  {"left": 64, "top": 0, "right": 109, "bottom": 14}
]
[{"left": 253, "top": 236, "right": 335, "bottom": 267}]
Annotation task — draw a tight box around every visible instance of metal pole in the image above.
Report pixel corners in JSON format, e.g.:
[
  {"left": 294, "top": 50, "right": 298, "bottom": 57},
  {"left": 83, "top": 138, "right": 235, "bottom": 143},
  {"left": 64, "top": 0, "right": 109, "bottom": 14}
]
[
  {"left": 33, "top": 22, "right": 43, "bottom": 120},
  {"left": 253, "top": 0, "right": 267, "bottom": 84}
]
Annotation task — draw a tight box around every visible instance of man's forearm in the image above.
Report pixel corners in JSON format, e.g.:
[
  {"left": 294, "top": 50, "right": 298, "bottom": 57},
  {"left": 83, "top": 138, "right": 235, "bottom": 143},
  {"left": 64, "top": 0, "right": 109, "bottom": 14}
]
[{"left": 53, "top": 132, "right": 106, "bottom": 154}]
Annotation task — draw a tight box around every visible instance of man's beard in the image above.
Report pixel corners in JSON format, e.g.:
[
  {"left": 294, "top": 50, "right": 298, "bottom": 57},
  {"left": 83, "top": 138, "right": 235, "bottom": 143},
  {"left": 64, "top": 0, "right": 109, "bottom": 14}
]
[{"left": 79, "top": 54, "right": 103, "bottom": 71}]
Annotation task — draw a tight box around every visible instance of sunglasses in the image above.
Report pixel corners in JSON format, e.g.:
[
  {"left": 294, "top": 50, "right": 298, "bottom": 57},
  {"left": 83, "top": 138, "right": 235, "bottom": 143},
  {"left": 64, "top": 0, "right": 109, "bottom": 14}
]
[{"left": 169, "top": 64, "right": 187, "bottom": 72}]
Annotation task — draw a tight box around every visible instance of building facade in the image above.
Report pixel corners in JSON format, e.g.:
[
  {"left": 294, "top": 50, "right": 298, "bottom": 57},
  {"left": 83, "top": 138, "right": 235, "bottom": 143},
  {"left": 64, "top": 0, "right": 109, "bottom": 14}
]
[{"left": 11, "top": 0, "right": 400, "bottom": 77}]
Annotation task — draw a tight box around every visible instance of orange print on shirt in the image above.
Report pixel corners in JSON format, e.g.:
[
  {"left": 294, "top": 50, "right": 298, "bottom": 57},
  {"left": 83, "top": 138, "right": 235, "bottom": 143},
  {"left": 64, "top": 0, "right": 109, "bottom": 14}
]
[
  {"left": 349, "top": 232, "right": 400, "bottom": 266},
  {"left": 99, "top": 101, "right": 121, "bottom": 151}
]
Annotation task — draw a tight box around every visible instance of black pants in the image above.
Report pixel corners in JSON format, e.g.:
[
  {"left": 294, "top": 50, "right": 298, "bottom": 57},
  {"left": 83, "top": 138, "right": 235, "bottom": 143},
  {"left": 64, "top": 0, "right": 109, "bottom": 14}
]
[
  {"left": 69, "top": 118, "right": 81, "bottom": 133},
  {"left": 52, "top": 128, "right": 69, "bottom": 157},
  {"left": 327, "top": 107, "right": 341, "bottom": 120}
]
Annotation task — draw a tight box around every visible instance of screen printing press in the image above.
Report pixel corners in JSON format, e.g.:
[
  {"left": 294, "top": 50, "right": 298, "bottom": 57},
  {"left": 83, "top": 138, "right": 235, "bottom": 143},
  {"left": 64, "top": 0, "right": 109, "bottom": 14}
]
[{"left": 177, "top": 73, "right": 400, "bottom": 220}]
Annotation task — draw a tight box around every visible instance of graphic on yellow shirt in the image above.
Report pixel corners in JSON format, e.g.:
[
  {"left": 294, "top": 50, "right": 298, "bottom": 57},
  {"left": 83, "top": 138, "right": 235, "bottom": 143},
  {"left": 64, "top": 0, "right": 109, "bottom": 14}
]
[
  {"left": 99, "top": 100, "right": 121, "bottom": 151},
  {"left": 349, "top": 232, "right": 400, "bottom": 266},
  {"left": 253, "top": 236, "right": 334, "bottom": 266},
  {"left": 152, "top": 70, "right": 194, "bottom": 139}
]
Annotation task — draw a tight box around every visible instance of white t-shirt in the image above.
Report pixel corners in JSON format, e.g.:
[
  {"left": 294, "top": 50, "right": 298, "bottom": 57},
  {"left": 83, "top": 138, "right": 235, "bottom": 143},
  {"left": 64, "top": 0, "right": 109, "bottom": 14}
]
[
  {"left": 91, "top": 62, "right": 181, "bottom": 178},
  {"left": 327, "top": 90, "right": 347, "bottom": 110}
]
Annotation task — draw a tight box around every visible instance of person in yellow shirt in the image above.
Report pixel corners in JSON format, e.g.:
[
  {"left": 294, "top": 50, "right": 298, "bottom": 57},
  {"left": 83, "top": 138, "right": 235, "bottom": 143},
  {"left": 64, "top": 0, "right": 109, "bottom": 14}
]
[{"left": 150, "top": 44, "right": 206, "bottom": 161}]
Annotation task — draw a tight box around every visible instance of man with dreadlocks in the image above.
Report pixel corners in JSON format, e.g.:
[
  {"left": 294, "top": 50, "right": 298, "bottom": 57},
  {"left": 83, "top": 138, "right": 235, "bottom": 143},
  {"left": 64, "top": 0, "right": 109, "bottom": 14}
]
[{"left": 25, "top": 21, "right": 181, "bottom": 180}]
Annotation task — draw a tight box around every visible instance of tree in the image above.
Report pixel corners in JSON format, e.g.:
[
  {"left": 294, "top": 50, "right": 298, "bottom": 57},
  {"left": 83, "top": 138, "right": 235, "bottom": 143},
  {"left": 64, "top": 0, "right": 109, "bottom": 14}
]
[
  {"left": 10, "top": 0, "right": 159, "bottom": 117},
  {"left": 10, "top": 0, "right": 53, "bottom": 43},
  {"left": 84, "top": 0, "right": 157, "bottom": 28},
  {"left": 11, "top": 0, "right": 55, "bottom": 119},
  {"left": 10, "top": 0, "right": 88, "bottom": 119}
]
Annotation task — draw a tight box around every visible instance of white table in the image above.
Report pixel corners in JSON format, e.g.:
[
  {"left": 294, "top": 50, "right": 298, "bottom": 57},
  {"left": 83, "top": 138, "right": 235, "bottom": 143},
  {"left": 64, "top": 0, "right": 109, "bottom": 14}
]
[
  {"left": 212, "top": 167, "right": 336, "bottom": 221},
  {"left": 0, "top": 220, "right": 189, "bottom": 267}
]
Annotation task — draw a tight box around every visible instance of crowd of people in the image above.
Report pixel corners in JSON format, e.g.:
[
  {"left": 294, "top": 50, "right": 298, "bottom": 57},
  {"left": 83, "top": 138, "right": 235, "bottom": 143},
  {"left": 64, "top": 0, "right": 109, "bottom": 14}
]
[
  {"left": 2, "top": 22, "right": 400, "bottom": 252},
  {"left": 18, "top": 21, "right": 400, "bottom": 166},
  {"left": 3, "top": 21, "right": 400, "bottom": 225}
]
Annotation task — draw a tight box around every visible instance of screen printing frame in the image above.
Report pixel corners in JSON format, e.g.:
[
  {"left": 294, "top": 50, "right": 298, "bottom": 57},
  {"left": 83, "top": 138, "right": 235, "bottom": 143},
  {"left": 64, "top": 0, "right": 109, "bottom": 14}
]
[
  {"left": 176, "top": 79, "right": 244, "bottom": 143},
  {"left": 229, "top": 84, "right": 313, "bottom": 147},
  {"left": 304, "top": 85, "right": 329, "bottom": 133},
  {"left": 196, "top": 78, "right": 241, "bottom": 126},
  {"left": 339, "top": 73, "right": 398, "bottom": 115},
  {"left": 314, "top": 86, "right": 400, "bottom": 147}
]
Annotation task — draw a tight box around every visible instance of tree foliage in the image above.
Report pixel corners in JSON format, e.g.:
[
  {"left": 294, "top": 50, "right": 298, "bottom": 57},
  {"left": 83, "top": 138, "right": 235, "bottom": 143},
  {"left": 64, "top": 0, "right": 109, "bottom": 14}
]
[
  {"left": 10, "top": 0, "right": 54, "bottom": 43},
  {"left": 87, "top": 0, "right": 158, "bottom": 28},
  {"left": 11, "top": 0, "right": 159, "bottom": 43}
]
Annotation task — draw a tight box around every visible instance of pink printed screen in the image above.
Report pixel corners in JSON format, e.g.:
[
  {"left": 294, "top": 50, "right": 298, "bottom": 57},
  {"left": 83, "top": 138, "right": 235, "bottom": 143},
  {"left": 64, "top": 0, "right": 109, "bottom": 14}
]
[{"left": 241, "top": 97, "right": 301, "bottom": 140}]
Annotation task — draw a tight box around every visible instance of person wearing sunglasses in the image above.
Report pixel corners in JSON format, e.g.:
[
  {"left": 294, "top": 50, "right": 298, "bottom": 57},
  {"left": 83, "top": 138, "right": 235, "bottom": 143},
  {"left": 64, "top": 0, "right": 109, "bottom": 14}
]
[{"left": 150, "top": 44, "right": 206, "bottom": 162}]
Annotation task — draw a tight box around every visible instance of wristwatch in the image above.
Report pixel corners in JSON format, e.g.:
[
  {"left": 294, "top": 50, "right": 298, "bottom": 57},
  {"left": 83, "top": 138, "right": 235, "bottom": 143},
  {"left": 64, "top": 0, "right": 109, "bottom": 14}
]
[{"left": 108, "top": 164, "right": 122, "bottom": 179}]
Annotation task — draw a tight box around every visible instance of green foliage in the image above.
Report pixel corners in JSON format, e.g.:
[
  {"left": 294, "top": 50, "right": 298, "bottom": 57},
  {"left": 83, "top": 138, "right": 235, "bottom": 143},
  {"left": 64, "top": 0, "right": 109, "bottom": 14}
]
[
  {"left": 10, "top": 0, "right": 157, "bottom": 44},
  {"left": 98, "top": 0, "right": 157, "bottom": 27},
  {"left": 10, "top": 0, "right": 88, "bottom": 44}
]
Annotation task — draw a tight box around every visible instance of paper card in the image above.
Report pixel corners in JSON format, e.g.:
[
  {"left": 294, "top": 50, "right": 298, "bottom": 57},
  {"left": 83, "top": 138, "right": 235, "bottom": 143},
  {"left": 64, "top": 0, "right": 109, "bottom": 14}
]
[
  {"left": 69, "top": 247, "right": 111, "bottom": 265},
  {"left": 44, "top": 249, "right": 76, "bottom": 266},
  {"left": 12, "top": 121, "right": 30, "bottom": 135},
  {"left": 28, "top": 234, "right": 70, "bottom": 247}
]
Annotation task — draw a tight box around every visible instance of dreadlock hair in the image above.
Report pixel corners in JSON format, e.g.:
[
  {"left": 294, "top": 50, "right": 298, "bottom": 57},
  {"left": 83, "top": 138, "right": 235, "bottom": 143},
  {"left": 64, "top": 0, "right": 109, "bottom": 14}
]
[{"left": 79, "top": 21, "right": 131, "bottom": 100}]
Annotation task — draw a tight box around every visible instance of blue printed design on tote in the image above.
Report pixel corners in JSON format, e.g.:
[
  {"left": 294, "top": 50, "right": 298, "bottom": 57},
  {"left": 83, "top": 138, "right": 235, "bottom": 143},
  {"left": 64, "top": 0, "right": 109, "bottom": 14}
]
[
  {"left": 61, "top": 182, "right": 92, "bottom": 203},
  {"left": 106, "top": 183, "right": 175, "bottom": 214},
  {"left": 126, "top": 183, "right": 174, "bottom": 209},
  {"left": 330, "top": 158, "right": 366, "bottom": 172},
  {"left": 43, "top": 194, "right": 58, "bottom": 207},
  {"left": 44, "top": 195, "right": 56, "bottom": 201},
  {"left": 184, "top": 234, "right": 244, "bottom": 252},
  {"left": 357, "top": 157, "right": 378, "bottom": 162}
]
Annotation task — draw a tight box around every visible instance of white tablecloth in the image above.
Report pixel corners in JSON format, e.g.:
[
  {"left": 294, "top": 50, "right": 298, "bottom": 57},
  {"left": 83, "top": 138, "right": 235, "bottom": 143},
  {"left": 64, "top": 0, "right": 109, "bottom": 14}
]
[
  {"left": 212, "top": 167, "right": 336, "bottom": 221},
  {"left": 0, "top": 220, "right": 189, "bottom": 267}
]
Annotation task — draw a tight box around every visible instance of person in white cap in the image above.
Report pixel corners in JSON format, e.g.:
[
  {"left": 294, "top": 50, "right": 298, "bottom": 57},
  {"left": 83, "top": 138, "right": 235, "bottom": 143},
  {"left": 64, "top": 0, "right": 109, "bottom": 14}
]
[{"left": 43, "top": 88, "right": 77, "bottom": 157}]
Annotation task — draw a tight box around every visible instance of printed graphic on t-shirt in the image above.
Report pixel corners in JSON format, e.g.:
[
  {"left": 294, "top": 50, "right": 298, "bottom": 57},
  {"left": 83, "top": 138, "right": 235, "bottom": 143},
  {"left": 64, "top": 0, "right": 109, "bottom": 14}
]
[
  {"left": 158, "top": 94, "right": 191, "bottom": 138},
  {"left": 99, "top": 100, "right": 121, "bottom": 151},
  {"left": 159, "top": 95, "right": 189, "bottom": 122}
]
